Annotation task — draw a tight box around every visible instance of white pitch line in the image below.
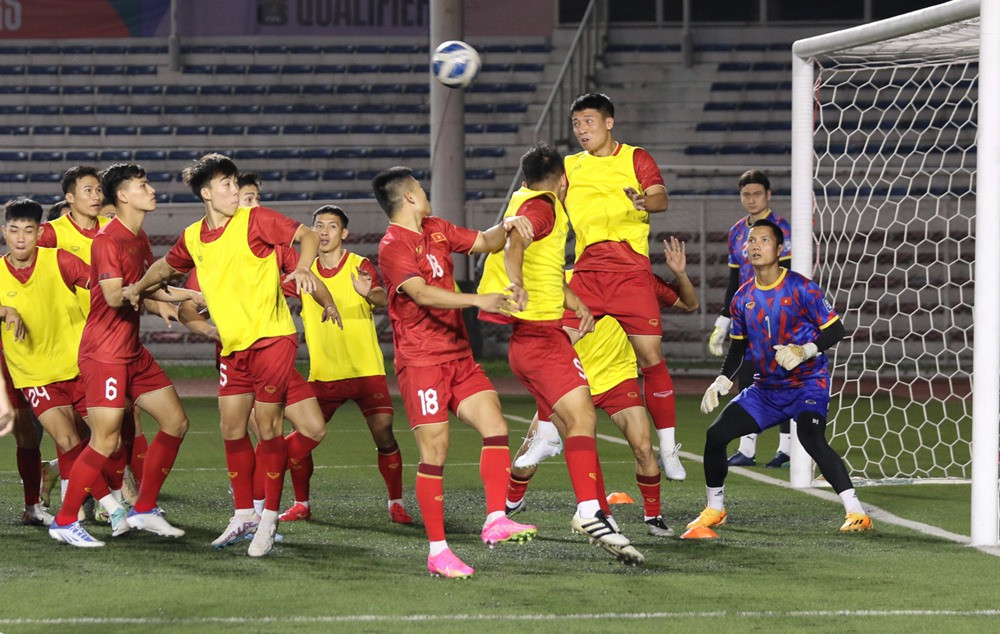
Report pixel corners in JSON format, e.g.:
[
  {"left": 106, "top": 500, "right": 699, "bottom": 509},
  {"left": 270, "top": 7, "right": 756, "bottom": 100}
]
[
  {"left": 2, "top": 609, "right": 999, "bottom": 626},
  {"left": 503, "top": 414, "right": 1000, "bottom": 558}
]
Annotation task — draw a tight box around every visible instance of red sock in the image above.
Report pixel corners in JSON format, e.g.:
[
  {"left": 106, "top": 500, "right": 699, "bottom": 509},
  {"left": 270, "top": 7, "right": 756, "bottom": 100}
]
[
  {"left": 506, "top": 473, "right": 532, "bottom": 504},
  {"left": 640, "top": 359, "right": 676, "bottom": 431},
  {"left": 595, "top": 456, "right": 610, "bottom": 515},
  {"left": 58, "top": 442, "right": 85, "bottom": 483},
  {"left": 16, "top": 447, "right": 42, "bottom": 506},
  {"left": 377, "top": 447, "right": 403, "bottom": 500},
  {"left": 480, "top": 435, "right": 510, "bottom": 515},
  {"left": 285, "top": 431, "right": 320, "bottom": 502},
  {"left": 253, "top": 442, "right": 265, "bottom": 503},
  {"left": 416, "top": 463, "right": 445, "bottom": 541},
  {"left": 103, "top": 446, "right": 127, "bottom": 491},
  {"left": 636, "top": 473, "right": 661, "bottom": 518},
  {"left": 120, "top": 408, "right": 135, "bottom": 463},
  {"left": 564, "top": 435, "right": 600, "bottom": 505},
  {"left": 224, "top": 436, "right": 255, "bottom": 510},
  {"left": 134, "top": 431, "right": 183, "bottom": 513},
  {"left": 130, "top": 433, "right": 148, "bottom": 485},
  {"left": 55, "top": 446, "right": 106, "bottom": 525},
  {"left": 256, "top": 436, "right": 288, "bottom": 512}
]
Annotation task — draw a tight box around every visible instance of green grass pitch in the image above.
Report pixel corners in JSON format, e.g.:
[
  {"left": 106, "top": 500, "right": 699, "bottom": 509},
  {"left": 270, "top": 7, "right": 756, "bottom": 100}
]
[{"left": 0, "top": 394, "right": 995, "bottom": 632}]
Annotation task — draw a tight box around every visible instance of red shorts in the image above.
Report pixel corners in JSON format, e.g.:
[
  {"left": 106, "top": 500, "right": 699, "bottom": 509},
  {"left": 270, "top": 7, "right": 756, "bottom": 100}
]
[
  {"left": 219, "top": 350, "right": 313, "bottom": 407},
  {"left": 311, "top": 375, "right": 393, "bottom": 421},
  {"left": 79, "top": 346, "right": 173, "bottom": 409},
  {"left": 219, "top": 335, "right": 297, "bottom": 404},
  {"left": 508, "top": 322, "right": 589, "bottom": 415},
  {"left": 23, "top": 377, "right": 88, "bottom": 419},
  {"left": 592, "top": 378, "right": 643, "bottom": 417},
  {"left": 569, "top": 269, "right": 662, "bottom": 336},
  {"left": 397, "top": 356, "right": 495, "bottom": 428},
  {"left": 0, "top": 353, "right": 28, "bottom": 409}
]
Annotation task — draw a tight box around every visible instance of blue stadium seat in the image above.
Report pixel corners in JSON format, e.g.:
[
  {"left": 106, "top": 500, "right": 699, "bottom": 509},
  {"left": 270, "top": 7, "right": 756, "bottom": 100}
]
[
  {"left": 105, "top": 125, "right": 137, "bottom": 135},
  {"left": 357, "top": 104, "right": 393, "bottom": 114},
  {"left": 402, "top": 148, "right": 431, "bottom": 158},
  {"left": 140, "top": 126, "right": 173, "bottom": 135},
  {"left": 389, "top": 44, "right": 425, "bottom": 54},
  {"left": 350, "top": 124, "right": 383, "bottom": 134},
  {"left": 232, "top": 85, "right": 265, "bottom": 96},
  {"left": 0, "top": 173, "right": 27, "bottom": 182},
  {"left": 257, "top": 45, "right": 288, "bottom": 54},
  {"left": 0, "top": 45, "right": 26, "bottom": 54},
  {"left": 0, "top": 86, "right": 25, "bottom": 94},
  {"left": 131, "top": 105, "right": 161, "bottom": 115},
  {"left": 0, "top": 151, "right": 28, "bottom": 161},
  {"left": 466, "top": 191, "right": 485, "bottom": 200},
  {"left": 212, "top": 126, "right": 244, "bottom": 135},
  {"left": 171, "top": 193, "right": 200, "bottom": 204},
  {"left": 126, "top": 65, "right": 157, "bottom": 75},
  {"left": 168, "top": 150, "right": 200, "bottom": 160},
  {"left": 465, "top": 124, "right": 485, "bottom": 133},
  {"left": 753, "top": 61, "right": 791, "bottom": 71},
  {"left": 371, "top": 83, "right": 403, "bottom": 94},
  {"left": 336, "top": 84, "right": 369, "bottom": 94},
  {"left": 68, "top": 126, "right": 101, "bottom": 135},
  {"left": 466, "top": 104, "right": 493, "bottom": 113},
  {"left": 348, "top": 64, "right": 380, "bottom": 74},
  {"left": 403, "top": 84, "right": 429, "bottom": 94},
  {"left": 355, "top": 45, "right": 387, "bottom": 54},
  {"left": 383, "top": 125, "right": 416, "bottom": 135},
  {"left": 100, "top": 150, "right": 132, "bottom": 161},
  {"left": 369, "top": 148, "right": 403, "bottom": 158},
  {"left": 176, "top": 126, "right": 208, "bottom": 135},
  {"left": 286, "top": 170, "right": 319, "bottom": 182},
  {"left": 711, "top": 82, "right": 744, "bottom": 91},
  {"left": 128, "top": 45, "right": 166, "bottom": 54},
  {"left": 684, "top": 145, "right": 718, "bottom": 155},
  {"left": 183, "top": 65, "right": 214, "bottom": 74},
  {"left": 34, "top": 194, "right": 62, "bottom": 205},
  {"left": 229, "top": 105, "right": 261, "bottom": 114},
  {"left": 165, "top": 105, "right": 196, "bottom": 115},
  {"left": 165, "top": 85, "right": 198, "bottom": 95},
  {"left": 248, "top": 125, "right": 280, "bottom": 135},
  {"left": 234, "top": 149, "right": 267, "bottom": 160},
  {"left": 322, "top": 170, "right": 355, "bottom": 180},
  {"left": 303, "top": 149, "right": 336, "bottom": 159},
  {"left": 0, "top": 126, "right": 28, "bottom": 134},
  {"left": 763, "top": 121, "right": 791, "bottom": 130},
  {"left": 63, "top": 45, "right": 94, "bottom": 54},
  {"left": 303, "top": 85, "right": 334, "bottom": 95},
  {"left": 695, "top": 122, "right": 729, "bottom": 132},
  {"left": 215, "top": 65, "right": 246, "bottom": 74},
  {"left": 281, "top": 65, "right": 314, "bottom": 74},
  {"left": 282, "top": 125, "right": 316, "bottom": 135},
  {"left": 97, "top": 86, "right": 129, "bottom": 95},
  {"left": 275, "top": 192, "right": 311, "bottom": 202},
  {"left": 195, "top": 105, "right": 226, "bottom": 114},
  {"left": 288, "top": 45, "right": 321, "bottom": 54},
  {"left": 33, "top": 126, "right": 65, "bottom": 135},
  {"left": 381, "top": 64, "right": 413, "bottom": 73},
  {"left": 342, "top": 191, "right": 375, "bottom": 200},
  {"left": 200, "top": 85, "right": 232, "bottom": 95},
  {"left": 28, "top": 65, "right": 60, "bottom": 75},
  {"left": 93, "top": 65, "right": 125, "bottom": 75},
  {"left": 267, "top": 149, "right": 301, "bottom": 159},
  {"left": 248, "top": 64, "right": 281, "bottom": 75},
  {"left": 356, "top": 170, "right": 381, "bottom": 180},
  {"left": 754, "top": 143, "right": 790, "bottom": 154},
  {"left": 29, "top": 105, "right": 59, "bottom": 115},
  {"left": 311, "top": 191, "right": 344, "bottom": 200},
  {"left": 481, "top": 63, "right": 513, "bottom": 73},
  {"left": 718, "top": 62, "right": 752, "bottom": 72},
  {"left": 28, "top": 86, "right": 59, "bottom": 95},
  {"left": 395, "top": 104, "right": 426, "bottom": 114},
  {"left": 65, "top": 150, "right": 98, "bottom": 161},
  {"left": 734, "top": 43, "right": 768, "bottom": 51},
  {"left": 94, "top": 46, "right": 126, "bottom": 54},
  {"left": 466, "top": 169, "right": 495, "bottom": 180},
  {"left": 704, "top": 102, "right": 738, "bottom": 111},
  {"left": 268, "top": 85, "right": 300, "bottom": 95},
  {"left": 485, "top": 123, "right": 518, "bottom": 133},
  {"left": 220, "top": 45, "right": 253, "bottom": 54},
  {"left": 335, "top": 148, "right": 368, "bottom": 158},
  {"left": 718, "top": 144, "right": 755, "bottom": 155},
  {"left": 0, "top": 105, "right": 25, "bottom": 114},
  {"left": 320, "top": 44, "right": 353, "bottom": 53},
  {"left": 466, "top": 147, "right": 504, "bottom": 158},
  {"left": 146, "top": 172, "right": 173, "bottom": 182},
  {"left": 258, "top": 170, "right": 282, "bottom": 181},
  {"left": 61, "top": 65, "right": 93, "bottom": 75},
  {"left": 62, "top": 86, "right": 92, "bottom": 95},
  {"left": 135, "top": 150, "right": 167, "bottom": 161}
]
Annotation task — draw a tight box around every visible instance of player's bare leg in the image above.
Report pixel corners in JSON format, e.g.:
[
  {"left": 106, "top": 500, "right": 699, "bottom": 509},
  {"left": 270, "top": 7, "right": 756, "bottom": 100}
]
[
  {"left": 214, "top": 393, "right": 259, "bottom": 548},
  {"left": 365, "top": 411, "right": 411, "bottom": 524},
  {"left": 455, "top": 390, "right": 538, "bottom": 548},
  {"left": 13, "top": 408, "right": 50, "bottom": 525},
  {"left": 127, "top": 386, "right": 188, "bottom": 536},
  {"left": 608, "top": 406, "right": 674, "bottom": 537},
  {"left": 279, "top": 397, "right": 327, "bottom": 522},
  {"left": 247, "top": 400, "right": 291, "bottom": 557},
  {"left": 553, "top": 387, "right": 643, "bottom": 565},
  {"left": 629, "top": 334, "right": 684, "bottom": 480}
]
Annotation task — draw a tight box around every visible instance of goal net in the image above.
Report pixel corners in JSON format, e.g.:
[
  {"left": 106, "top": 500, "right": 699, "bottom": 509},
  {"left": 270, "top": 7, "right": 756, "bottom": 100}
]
[{"left": 794, "top": 4, "right": 982, "bottom": 483}]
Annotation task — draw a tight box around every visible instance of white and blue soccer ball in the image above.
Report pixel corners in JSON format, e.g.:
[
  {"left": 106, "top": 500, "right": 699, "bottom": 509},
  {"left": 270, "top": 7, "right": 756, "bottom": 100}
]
[{"left": 432, "top": 40, "right": 481, "bottom": 89}]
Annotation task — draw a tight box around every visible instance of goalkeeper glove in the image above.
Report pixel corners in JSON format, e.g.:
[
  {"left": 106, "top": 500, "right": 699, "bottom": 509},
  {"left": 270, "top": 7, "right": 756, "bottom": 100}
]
[
  {"left": 708, "top": 316, "right": 731, "bottom": 357},
  {"left": 772, "top": 342, "right": 819, "bottom": 371},
  {"left": 700, "top": 375, "right": 734, "bottom": 415}
]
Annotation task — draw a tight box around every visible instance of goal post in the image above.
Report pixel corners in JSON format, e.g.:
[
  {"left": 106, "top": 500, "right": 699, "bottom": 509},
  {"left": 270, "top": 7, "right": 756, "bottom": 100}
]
[{"left": 791, "top": 0, "right": 999, "bottom": 546}]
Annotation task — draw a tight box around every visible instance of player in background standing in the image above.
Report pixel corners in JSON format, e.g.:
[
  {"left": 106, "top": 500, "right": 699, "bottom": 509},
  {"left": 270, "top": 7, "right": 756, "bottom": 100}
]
[
  {"left": 564, "top": 93, "right": 685, "bottom": 481},
  {"left": 50, "top": 163, "right": 196, "bottom": 547},
  {"left": 506, "top": 239, "right": 698, "bottom": 539},
  {"left": 690, "top": 219, "right": 872, "bottom": 537},
  {"left": 373, "top": 166, "right": 538, "bottom": 579},
  {"left": 277, "top": 205, "right": 412, "bottom": 525},
  {"left": 125, "top": 153, "right": 328, "bottom": 557},
  {"left": 478, "top": 144, "right": 642, "bottom": 564},
  {"left": 0, "top": 198, "right": 131, "bottom": 533},
  {"left": 708, "top": 170, "right": 794, "bottom": 468}
]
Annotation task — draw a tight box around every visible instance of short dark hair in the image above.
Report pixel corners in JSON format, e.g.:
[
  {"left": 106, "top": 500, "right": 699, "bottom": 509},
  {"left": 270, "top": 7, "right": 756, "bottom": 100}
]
[
  {"left": 371, "top": 166, "right": 414, "bottom": 217},
  {"left": 5, "top": 197, "right": 43, "bottom": 224},
  {"left": 312, "top": 204, "right": 349, "bottom": 227},
  {"left": 751, "top": 218, "right": 784, "bottom": 245},
  {"left": 237, "top": 171, "right": 261, "bottom": 190},
  {"left": 738, "top": 169, "right": 771, "bottom": 192},
  {"left": 47, "top": 199, "right": 70, "bottom": 221},
  {"left": 181, "top": 153, "right": 239, "bottom": 200},
  {"left": 520, "top": 143, "right": 564, "bottom": 187},
  {"left": 60, "top": 165, "right": 100, "bottom": 195},
  {"left": 570, "top": 92, "right": 614, "bottom": 118},
  {"left": 100, "top": 163, "right": 146, "bottom": 208}
]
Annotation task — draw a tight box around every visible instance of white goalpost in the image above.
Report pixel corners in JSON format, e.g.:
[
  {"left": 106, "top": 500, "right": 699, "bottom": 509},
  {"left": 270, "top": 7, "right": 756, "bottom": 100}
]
[{"left": 791, "top": 0, "right": 999, "bottom": 546}]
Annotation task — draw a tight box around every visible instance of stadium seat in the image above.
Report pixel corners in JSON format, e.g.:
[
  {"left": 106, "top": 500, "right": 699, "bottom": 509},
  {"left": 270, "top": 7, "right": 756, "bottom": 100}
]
[
  {"left": 303, "top": 84, "right": 335, "bottom": 95},
  {"left": 68, "top": 126, "right": 101, "bottom": 135},
  {"left": 322, "top": 170, "right": 356, "bottom": 180},
  {"left": 65, "top": 150, "right": 98, "bottom": 161},
  {"left": 234, "top": 85, "right": 266, "bottom": 95},
  {"left": 348, "top": 64, "right": 380, "bottom": 74},
  {"left": 335, "top": 148, "right": 368, "bottom": 158},
  {"left": 486, "top": 123, "right": 518, "bottom": 133},
  {"left": 281, "top": 65, "right": 314, "bottom": 74},
  {"left": 62, "top": 86, "right": 93, "bottom": 95},
  {"left": 140, "top": 125, "right": 173, "bottom": 136},
  {"left": 342, "top": 191, "right": 375, "bottom": 199},
  {"left": 146, "top": 172, "right": 173, "bottom": 182},
  {"left": 235, "top": 149, "right": 267, "bottom": 160},
  {"left": 466, "top": 169, "right": 496, "bottom": 180},
  {"left": 0, "top": 105, "right": 25, "bottom": 115},
  {"left": 286, "top": 170, "right": 320, "bottom": 181},
  {"left": 303, "top": 149, "right": 336, "bottom": 159},
  {"left": 28, "top": 86, "right": 58, "bottom": 95},
  {"left": 282, "top": 125, "right": 316, "bottom": 135},
  {"left": 0, "top": 126, "right": 28, "bottom": 135},
  {"left": 0, "top": 151, "right": 27, "bottom": 161},
  {"left": 267, "top": 149, "right": 301, "bottom": 159},
  {"left": 466, "top": 147, "right": 504, "bottom": 158},
  {"left": 369, "top": 148, "right": 403, "bottom": 158},
  {"left": 465, "top": 124, "right": 485, "bottom": 134},
  {"left": 248, "top": 125, "right": 280, "bottom": 135},
  {"left": 61, "top": 65, "right": 93, "bottom": 75},
  {"left": 358, "top": 104, "right": 393, "bottom": 114},
  {"left": 33, "top": 194, "right": 62, "bottom": 205},
  {"left": 0, "top": 173, "right": 27, "bottom": 182},
  {"left": 100, "top": 150, "right": 132, "bottom": 161},
  {"left": 275, "top": 192, "right": 310, "bottom": 201},
  {"left": 212, "top": 126, "right": 244, "bottom": 136},
  {"left": 383, "top": 125, "right": 417, "bottom": 135},
  {"left": 126, "top": 65, "right": 157, "bottom": 75},
  {"left": 166, "top": 85, "right": 198, "bottom": 95},
  {"left": 171, "top": 193, "right": 200, "bottom": 204},
  {"left": 28, "top": 105, "right": 59, "bottom": 115},
  {"left": 311, "top": 191, "right": 345, "bottom": 200},
  {"left": 215, "top": 65, "right": 247, "bottom": 74},
  {"left": 268, "top": 85, "right": 300, "bottom": 95},
  {"left": 28, "top": 65, "right": 60, "bottom": 75},
  {"left": 263, "top": 104, "right": 295, "bottom": 114},
  {"left": 403, "top": 84, "right": 429, "bottom": 94},
  {"left": 183, "top": 65, "right": 214, "bottom": 74},
  {"left": 718, "top": 144, "right": 754, "bottom": 154},
  {"left": 336, "top": 84, "right": 369, "bottom": 94},
  {"left": 168, "top": 150, "right": 200, "bottom": 160},
  {"left": 718, "top": 62, "right": 752, "bottom": 72},
  {"left": 97, "top": 86, "right": 129, "bottom": 95},
  {"left": 258, "top": 170, "right": 282, "bottom": 181},
  {"left": 200, "top": 85, "right": 232, "bottom": 95},
  {"left": 165, "top": 105, "right": 196, "bottom": 115},
  {"left": 684, "top": 145, "right": 718, "bottom": 156},
  {"left": 0, "top": 65, "right": 24, "bottom": 75},
  {"left": 33, "top": 126, "right": 65, "bottom": 135},
  {"left": 135, "top": 150, "right": 167, "bottom": 161},
  {"left": 93, "top": 65, "right": 125, "bottom": 74},
  {"left": 176, "top": 126, "right": 208, "bottom": 135},
  {"left": 350, "top": 124, "right": 383, "bottom": 134},
  {"left": 131, "top": 105, "right": 162, "bottom": 115}
]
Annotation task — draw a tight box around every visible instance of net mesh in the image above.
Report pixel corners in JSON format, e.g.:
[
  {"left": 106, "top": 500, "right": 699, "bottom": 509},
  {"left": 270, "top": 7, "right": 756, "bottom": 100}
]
[{"left": 809, "top": 17, "right": 978, "bottom": 481}]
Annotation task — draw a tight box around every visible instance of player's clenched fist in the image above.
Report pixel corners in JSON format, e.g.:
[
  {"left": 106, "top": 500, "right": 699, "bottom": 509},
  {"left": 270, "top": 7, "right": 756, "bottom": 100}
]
[
  {"left": 773, "top": 342, "right": 818, "bottom": 371},
  {"left": 700, "top": 375, "right": 733, "bottom": 415}
]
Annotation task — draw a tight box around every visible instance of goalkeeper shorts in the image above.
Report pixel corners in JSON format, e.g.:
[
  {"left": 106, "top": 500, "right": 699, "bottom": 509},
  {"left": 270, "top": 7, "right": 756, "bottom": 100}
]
[{"left": 731, "top": 383, "right": 830, "bottom": 431}]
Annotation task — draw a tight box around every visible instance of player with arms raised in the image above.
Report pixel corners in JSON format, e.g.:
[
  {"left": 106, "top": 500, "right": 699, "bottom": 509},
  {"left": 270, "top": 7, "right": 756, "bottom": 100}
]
[
  {"left": 689, "top": 219, "right": 872, "bottom": 537},
  {"left": 373, "top": 166, "right": 537, "bottom": 579},
  {"left": 564, "top": 92, "right": 685, "bottom": 480},
  {"left": 709, "top": 169, "right": 794, "bottom": 468}
]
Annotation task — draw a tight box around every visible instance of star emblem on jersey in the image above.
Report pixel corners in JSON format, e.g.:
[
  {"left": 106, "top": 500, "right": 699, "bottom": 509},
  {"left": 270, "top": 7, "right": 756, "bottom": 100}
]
[
  {"left": 781, "top": 297, "right": 793, "bottom": 306},
  {"left": 431, "top": 232, "right": 447, "bottom": 242}
]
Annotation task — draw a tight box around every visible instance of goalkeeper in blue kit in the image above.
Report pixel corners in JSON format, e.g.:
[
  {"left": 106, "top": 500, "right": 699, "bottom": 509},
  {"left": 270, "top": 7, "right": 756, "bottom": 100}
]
[{"left": 686, "top": 219, "right": 873, "bottom": 537}]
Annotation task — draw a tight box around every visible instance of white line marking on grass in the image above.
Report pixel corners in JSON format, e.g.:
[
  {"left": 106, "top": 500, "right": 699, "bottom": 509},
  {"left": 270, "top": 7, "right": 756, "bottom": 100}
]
[
  {"left": 503, "top": 414, "right": 1000, "bottom": 558},
  {"left": 3, "top": 610, "right": 1000, "bottom": 626}
]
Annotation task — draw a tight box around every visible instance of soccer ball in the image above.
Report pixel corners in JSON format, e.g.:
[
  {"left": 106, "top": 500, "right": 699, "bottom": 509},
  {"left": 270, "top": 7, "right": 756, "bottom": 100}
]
[{"left": 432, "top": 40, "right": 481, "bottom": 89}]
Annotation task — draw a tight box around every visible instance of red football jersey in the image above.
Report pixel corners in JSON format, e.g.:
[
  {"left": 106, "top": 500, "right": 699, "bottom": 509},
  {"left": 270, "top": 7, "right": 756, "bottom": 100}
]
[
  {"left": 377, "top": 216, "right": 479, "bottom": 369},
  {"left": 78, "top": 217, "right": 154, "bottom": 364}
]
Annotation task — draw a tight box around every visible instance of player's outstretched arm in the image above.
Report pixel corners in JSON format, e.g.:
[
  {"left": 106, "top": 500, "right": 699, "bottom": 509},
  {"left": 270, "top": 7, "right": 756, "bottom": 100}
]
[
  {"left": 308, "top": 280, "right": 343, "bottom": 329},
  {"left": 400, "top": 276, "right": 516, "bottom": 314},
  {"left": 471, "top": 216, "right": 534, "bottom": 254},
  {"left": 283, "top": 225, "right": 320, "bottom": 295},
  {"left": 623, "top": 184, "right": 668, "bottom": 214},
  {"left": 662, "top": 237, "right": 698, "bottom": 312},
  {"left": 122, "top": 257, "right": 180, "bottom": 308}
]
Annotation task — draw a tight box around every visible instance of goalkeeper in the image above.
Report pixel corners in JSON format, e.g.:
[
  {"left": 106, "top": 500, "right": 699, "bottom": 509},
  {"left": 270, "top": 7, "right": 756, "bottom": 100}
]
[
  {"left": 687, "top": 219, "right": 873, "bottom": 536},
  {"left": 708, "top": 170, "right": 793, "bottom": 468}
]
